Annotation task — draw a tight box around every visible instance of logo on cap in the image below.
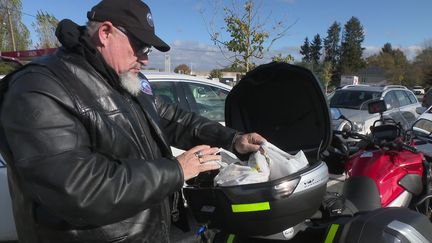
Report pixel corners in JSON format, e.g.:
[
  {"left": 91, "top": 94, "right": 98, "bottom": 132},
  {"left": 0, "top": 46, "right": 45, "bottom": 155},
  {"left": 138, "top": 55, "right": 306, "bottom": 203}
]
[{"left": 146, "top": 13, "right": 154, "bottom": 28}]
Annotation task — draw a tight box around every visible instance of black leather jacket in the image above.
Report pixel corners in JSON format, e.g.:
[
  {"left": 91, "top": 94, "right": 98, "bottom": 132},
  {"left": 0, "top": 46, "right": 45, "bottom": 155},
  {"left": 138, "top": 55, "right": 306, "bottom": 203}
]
[{"left": 0, "top": 51, "right": 237, "bottom": 243}]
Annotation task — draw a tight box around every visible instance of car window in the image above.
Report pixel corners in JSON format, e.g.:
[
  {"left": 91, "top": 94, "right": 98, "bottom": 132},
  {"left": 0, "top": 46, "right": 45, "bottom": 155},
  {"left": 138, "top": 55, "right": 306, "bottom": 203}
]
[
  {"left": 186, "top": 83, "right": 228, "bottom": 122},
  {"left": 383, "top": 91, "right": 399, "bottom": 109},
  {"left": 407, "top": 91, "right": 417, "bottom": 104},
  {"left": 150, "top": 81, "right": 177, "bottom": 105},
  {"left": 330, "top": 90, "right": 381, "bottom": 110},
  {"left": 395, "top": 90, "right": 411, "bottom": 107}
]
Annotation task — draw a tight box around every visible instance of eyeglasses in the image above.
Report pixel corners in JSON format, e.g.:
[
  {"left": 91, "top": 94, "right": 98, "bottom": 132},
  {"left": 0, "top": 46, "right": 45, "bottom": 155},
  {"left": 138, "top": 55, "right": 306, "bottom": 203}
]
[{"left": 114, "top": 26, "right": 152, "bottom": 56}]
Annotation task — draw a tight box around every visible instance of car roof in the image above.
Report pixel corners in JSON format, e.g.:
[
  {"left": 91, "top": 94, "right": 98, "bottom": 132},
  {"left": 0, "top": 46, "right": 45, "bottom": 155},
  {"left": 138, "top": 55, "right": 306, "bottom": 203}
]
[
  {"left": 141, "top": 71, "right": 232, "bottom": 90},
  {"left": 339, "top": 84, "right": 409, "bottom": 92}
]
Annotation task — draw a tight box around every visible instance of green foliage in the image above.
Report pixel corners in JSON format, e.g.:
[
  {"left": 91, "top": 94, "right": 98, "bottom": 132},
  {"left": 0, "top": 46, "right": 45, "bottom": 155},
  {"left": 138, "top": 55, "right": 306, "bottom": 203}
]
[
  {"left": 366, "top": 43, "right": 409, "bottom": 85},
  {"left": 323, "top": 22, "right": 341, "bottom": 84},
  {"left": 271, "top": 53, "right": 294, "bottom": 63},
  {"left": 209, "top": 69, "right": 223, "bottom": 79},
  {"left": 413, "top": 47, "right": 432, "bottom": 87},
  {"left": 220, "top": 65, "right": 246, "bottom": 72},
  {"left": 0, "top": 0, "right": 32, "bottom": 51},
  {"left": 324, "top": 21, "right": 341, "bottom": 66},
  {"left": 300, "top": 37, "right": 311, "bottom": 63},
  {"left": 208, "top": 0, "right": 292, "bottom": 72},
  {"left": 310, "top": 34, "right": 322, "bottom": 65},
  {"left": 32, "top": 11, "right": 60, "bottom": 48},
  {"left": 320, "top": 61, "right": 333, "bottom": 93},
  {"left": 340, "top": 17, "right": 365, "bottom": 74},
  {"left": 174, "top": 64, "right": 191, "bottom": 74},
  {"left": 0, "top": 62, "right": 16, "bottom": 74}
]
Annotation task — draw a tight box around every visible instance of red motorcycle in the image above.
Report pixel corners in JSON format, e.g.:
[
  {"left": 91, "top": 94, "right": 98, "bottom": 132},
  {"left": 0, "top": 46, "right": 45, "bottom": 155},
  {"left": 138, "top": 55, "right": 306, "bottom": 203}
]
[{"left": 328, "top": 99, "right": 432, "bottom": 218}]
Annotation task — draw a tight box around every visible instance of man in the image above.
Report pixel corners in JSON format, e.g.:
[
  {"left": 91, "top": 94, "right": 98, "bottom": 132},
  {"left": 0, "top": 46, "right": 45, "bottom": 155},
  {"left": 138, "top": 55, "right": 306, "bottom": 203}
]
[{"left": 0, "top": 0, "right": 265, "bottom": 242}]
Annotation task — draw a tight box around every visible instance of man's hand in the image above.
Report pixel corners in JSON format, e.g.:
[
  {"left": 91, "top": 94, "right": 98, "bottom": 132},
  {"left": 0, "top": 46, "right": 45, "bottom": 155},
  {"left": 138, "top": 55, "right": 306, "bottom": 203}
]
[
  {"left": 176, "top": 145, "right": 221, "bottom": 181},
  {"left": 234, "top": 133, "right": 266, "bottom": 154}
]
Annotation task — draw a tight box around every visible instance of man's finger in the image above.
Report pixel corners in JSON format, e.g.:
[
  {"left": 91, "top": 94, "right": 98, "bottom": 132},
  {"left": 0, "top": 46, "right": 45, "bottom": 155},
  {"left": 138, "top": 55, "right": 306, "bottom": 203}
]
[{"left": 199, "top": 161, "right": 221, "bottom": 172}]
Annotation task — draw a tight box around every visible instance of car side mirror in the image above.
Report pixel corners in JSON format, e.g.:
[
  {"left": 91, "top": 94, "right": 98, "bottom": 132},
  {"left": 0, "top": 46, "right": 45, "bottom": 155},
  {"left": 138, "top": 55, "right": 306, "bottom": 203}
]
[{"left": 416, "top": 106, "right": 427, "bottom": 115}]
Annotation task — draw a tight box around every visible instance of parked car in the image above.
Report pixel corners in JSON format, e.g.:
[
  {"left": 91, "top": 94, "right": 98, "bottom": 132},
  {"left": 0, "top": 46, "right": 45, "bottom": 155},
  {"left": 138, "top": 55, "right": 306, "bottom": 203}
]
[
  {"left": 412, "top": 85, "right": 425, "bottom": 95},
  {"left": 330, "top": 85, "right": 421, "bottom": 143},
  {"left": 141, "top": 71, "right": 232, "bottom": 123},
  {"left": 422, "top": 88, "right": 432, "bottom": 108},
  {"left": 0, "top": 71, "right": 232, "bottom": 242}
]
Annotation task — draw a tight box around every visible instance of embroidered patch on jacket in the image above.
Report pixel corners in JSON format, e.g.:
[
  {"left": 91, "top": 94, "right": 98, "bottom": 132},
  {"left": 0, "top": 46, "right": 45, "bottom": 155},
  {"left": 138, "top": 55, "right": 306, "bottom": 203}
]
[{"left": 140, "top": 76, "right": 153, "bottom": 95}]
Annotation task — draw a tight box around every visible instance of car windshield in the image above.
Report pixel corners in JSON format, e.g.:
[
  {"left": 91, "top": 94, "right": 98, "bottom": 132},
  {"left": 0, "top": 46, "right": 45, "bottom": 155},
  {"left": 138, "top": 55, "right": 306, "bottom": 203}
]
[{"left": 330, "top": 90, "right": 382, "bottom": 110}]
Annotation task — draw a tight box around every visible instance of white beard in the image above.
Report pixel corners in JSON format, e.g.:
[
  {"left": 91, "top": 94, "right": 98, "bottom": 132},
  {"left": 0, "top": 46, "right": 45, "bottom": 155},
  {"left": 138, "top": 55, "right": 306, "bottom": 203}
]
[{"left": 119, "top": 71, "right": 141, "bottom": 96}]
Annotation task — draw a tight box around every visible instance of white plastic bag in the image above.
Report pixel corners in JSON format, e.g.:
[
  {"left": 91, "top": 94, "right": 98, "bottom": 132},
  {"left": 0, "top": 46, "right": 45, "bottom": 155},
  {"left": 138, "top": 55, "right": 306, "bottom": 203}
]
[
  {"left": 213, "top": 149, "right": 270, "bottom": 186},
  {"left": 258, "top": 142, "right": 309, "bottom": 180},
  {"left": 214, "top": 142, "right": 309, "bottom": 186}
]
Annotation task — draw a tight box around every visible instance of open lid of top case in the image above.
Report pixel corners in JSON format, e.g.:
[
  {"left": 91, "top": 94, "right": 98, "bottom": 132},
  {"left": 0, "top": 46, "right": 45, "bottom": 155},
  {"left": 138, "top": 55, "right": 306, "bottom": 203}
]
[{"left": 225, "top": 62, "right": 332, "bottom": 162}]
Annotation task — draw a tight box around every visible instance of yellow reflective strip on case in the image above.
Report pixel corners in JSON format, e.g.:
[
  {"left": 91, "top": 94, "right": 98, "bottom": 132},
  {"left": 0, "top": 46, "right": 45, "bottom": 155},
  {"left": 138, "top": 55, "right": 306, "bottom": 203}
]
[
  {"left": 231, "top": 202, "right": 270, "bottom": 213},
  {"left": 324, "top": 224, "right": 340, "bottom": 243},
  {"left": 227, "top": 234, "right": 235, "bottom": 243}
]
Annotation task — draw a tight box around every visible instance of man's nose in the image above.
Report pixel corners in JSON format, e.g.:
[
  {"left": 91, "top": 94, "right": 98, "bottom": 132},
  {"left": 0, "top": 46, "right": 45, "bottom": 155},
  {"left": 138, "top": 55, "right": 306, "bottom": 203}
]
[{"left": 137, "top": 53, "right": 149, "bottom": 65}]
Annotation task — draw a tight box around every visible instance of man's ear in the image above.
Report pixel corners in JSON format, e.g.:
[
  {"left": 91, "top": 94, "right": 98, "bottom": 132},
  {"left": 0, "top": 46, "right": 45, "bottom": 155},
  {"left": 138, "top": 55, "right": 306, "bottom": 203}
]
[{"left": 98, "top": 22, "right": 114, "bottom": 46}]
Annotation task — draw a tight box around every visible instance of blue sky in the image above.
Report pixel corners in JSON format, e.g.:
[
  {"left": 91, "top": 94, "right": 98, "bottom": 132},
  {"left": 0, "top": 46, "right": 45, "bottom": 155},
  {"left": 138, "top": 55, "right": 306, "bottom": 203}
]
[{"left": 21, "top": 0, "right": 432, "bottom": 71}]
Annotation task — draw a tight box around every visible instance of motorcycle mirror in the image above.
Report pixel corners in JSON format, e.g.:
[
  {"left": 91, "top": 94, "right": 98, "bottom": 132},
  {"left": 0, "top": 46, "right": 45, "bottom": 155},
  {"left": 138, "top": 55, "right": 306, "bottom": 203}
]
[
  {"left": 412, "top": 119, "right": 432, "bottom": 136},
  {"left": 368, "top": 100, "right": 387, "bottom": 114}
]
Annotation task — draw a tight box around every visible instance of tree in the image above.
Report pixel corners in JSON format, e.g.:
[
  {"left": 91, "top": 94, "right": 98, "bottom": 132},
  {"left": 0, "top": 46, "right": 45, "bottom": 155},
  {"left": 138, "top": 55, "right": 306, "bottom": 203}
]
[
  {"left": 323, "top": 21, "right": 341, "bottom": 85},
  {"left": 339, "top": 17, "right": 365, "bottom": 74},
  {"left": 0, "top": 0, "right": 31, "bottom": 51},
  {"left": 366, "top": 43, "right": 409, "bottom": 85},
  {"left": 271, "top": 53, "right": 294, "bottom": 63},
  {"left": 209, "top": 69, "right": 222, "bottom": 79},
  {"left": 32, "top": 11, "right": 60, "bottom": 48},
  {"left": 323, "top": 21, "right": 341, "bottom": 66},
  {"left": 413, "top": 47, "right": 432, "bottom": 87},
  {"left": 204, "top": 0, "right": 294, "bottom": 72},
  {"left": 320, "top": 61, "right": 332, "bottom": 93},
  {"left": 299, "top": 37, "right": 311, "bottom": 63},
  {"left": 174, "top": 64, "right": 191, "bottom": 74},
  {"left": 381, "top": 42, "right": 393, "bottom": 54},
  {"left": 310, "top": 34, "right": 322, "bottom": 67}
]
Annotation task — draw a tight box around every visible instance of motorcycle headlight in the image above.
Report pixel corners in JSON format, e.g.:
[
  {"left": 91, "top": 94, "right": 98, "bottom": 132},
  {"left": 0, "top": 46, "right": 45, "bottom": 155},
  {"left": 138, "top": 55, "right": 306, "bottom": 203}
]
[{"left": 341, "top": 121, "right": 352, "bottom": 132}]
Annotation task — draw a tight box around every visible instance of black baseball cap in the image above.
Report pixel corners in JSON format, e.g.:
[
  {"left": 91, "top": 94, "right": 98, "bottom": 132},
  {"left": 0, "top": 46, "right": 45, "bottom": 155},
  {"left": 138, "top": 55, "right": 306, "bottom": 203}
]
[{"left": 87, "top": 0, "right": 170, "bottom": 52}]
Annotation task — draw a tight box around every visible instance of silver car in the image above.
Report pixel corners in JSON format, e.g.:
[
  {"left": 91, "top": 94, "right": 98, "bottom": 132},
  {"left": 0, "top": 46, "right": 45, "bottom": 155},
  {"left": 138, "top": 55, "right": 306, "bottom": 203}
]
[
  {"left": 0, "top": 71, "right": 232, "bottom": 242},
  {"left": 330, "top": 85, "right": 421, "bottom": 142}
]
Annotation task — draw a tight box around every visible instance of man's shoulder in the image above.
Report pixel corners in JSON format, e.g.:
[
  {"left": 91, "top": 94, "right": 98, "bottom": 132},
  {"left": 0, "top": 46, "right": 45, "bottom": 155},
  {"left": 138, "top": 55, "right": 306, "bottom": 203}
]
[{"left": 4, "top": 57, "right": 75, "bottom": 105}]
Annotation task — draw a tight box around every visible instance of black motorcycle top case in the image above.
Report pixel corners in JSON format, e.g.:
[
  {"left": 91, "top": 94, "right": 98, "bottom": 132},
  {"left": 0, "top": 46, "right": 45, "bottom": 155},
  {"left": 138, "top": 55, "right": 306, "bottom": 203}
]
[{"left": 183, "top": 62, "right": 332, "bottom": 236}]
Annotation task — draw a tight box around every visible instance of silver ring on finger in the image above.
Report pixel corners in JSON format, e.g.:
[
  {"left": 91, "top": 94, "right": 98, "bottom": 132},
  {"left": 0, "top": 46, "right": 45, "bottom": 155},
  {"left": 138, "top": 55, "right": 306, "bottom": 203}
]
[{"left": 194, "top": 151, "right": 203, "bottom": 158}]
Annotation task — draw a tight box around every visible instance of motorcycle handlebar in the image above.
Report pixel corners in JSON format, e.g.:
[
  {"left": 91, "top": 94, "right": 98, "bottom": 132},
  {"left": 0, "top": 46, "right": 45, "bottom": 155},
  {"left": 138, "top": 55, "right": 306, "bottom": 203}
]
[
  {"left": 333, "top": 130, "right": 369, "bottom": 141},
  {"left": 399, "top": 143, "right": 419, "bottom": 154},
  {"left": 333, "top": 130, "right": 418, "bottom": 154}
]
